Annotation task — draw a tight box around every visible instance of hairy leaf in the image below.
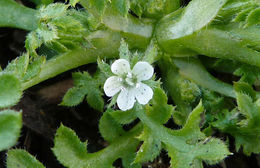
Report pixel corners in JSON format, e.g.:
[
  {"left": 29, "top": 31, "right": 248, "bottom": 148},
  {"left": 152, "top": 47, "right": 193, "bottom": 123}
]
[
  {"left": 214, "top": 91, "right": 260, "bottom": 155},
  {"left": 61, "top": 72, "right": 104, "bottom": 111},
  {"left": 0, "top": 73, "right": 22, "bottom": 108},
  {"left": 0, "top": 110, "right": 22, "bottom": 151},
  {"left": 136, "top": 100, "right": 230, "bottom": 167},
  {"left": 7, "top": 149, "right": 45, "bottom": 168},
  {"left": 53, "top": 124, "right": 142, "bottom": 168}
]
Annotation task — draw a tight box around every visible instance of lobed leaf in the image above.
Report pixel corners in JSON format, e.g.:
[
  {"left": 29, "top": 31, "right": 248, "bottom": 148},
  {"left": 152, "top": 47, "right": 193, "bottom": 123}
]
[
  {"left": 61, "top": 72, "right": 104, "bottom": 111},
  {"left": 214, "top": 87, "right": 260, "bottom": 155}
]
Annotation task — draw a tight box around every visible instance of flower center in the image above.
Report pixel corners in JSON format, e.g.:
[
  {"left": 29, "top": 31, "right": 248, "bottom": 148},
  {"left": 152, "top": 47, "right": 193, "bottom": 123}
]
[{"left": 123, "top": 72, "right": 138, "bottom": 87}]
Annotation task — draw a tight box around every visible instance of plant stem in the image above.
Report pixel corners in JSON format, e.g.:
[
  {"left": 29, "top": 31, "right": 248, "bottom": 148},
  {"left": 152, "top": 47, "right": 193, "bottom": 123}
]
[
  {"left": 0, "top": 0, "right": 38, "bottom": 30},
  {"left": 22, "top": 30, "right": 121, "bottom": 89}
]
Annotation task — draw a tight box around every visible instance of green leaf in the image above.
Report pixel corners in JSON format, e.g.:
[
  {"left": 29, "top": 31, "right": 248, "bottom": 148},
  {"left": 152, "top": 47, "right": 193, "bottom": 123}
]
[
  {"left": 4, "top": 53, "right": 30, "bottom": 79},
  {"left": 53, "top": 124, "right": 142, "bottom": 168},
  {"left": 0, "top": 73, "right": 22, "bottom": 108},
  {"left": 99, "top": 110, "right": 126, "bottom": 142},
  {"left": 80, "top": 0, "right": 108, "bottom": 26},
  {"left": 135, "top": 126, "right": 161, "bottom": 163},
  {"left": 142, "top": 40, "right": 159, "bottom": 64},
  {"left": 61, "top": 72, "right": 104, "bottom": 111},
  {"left": 130, "top": 0, "right": 180, "bottom": 18},
  {"left": 70, "top": 0, "right": 80, "bottom": 7},
  {"left": 110, "top": 108, "right": 137, "bottom": 125},
  {"left": 7, "top": 149, "right": 45, "bottom": 168},
  {"left": 233, "top": 64, "right": 260, "bottom": 84},
  {"left": 246, "top": 7, "right": 260, "bottom": 27},
  {"left": 0, "top": 110, "right": 22, "bottom": 151},
  {"left": 52, "top": 124, "right": 89, "bottom": 168},
  {"left": 23, "top": 56, "right": 46, "bottom": 82},
  {"left": 146, "top": 88, "right": 174, "bottom": 124},
  {"left": 136, "top": 101, "right": 230, "bottom": 168},
  {"left": 42, "top": 0, "right": 54, "bottom": 5},
  {"left": 234, "top": 82, "right": 256, "bottom": 100},
  {"left": 214, "top": 91, "right": 260, "bottom": 155},
  {"left": 61, "top": 87, "right": 86, "bottom": 106},
  {"left": 157, "top": 0, "right": 227, "bottom": 41},
  {"left": 39, "top": 3, "right": 68, "bottom": 20},
  {"left": 111, "top": 0, "right": 130, "bottom": 17},
  {"left": 119, "top": 39, "right": 131, "bottom": 61}
]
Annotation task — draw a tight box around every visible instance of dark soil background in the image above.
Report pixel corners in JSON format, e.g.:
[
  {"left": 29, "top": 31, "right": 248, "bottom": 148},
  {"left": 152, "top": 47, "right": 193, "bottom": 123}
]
[{"left": 0, "top": 0, "right": 260, "bottom": 168}]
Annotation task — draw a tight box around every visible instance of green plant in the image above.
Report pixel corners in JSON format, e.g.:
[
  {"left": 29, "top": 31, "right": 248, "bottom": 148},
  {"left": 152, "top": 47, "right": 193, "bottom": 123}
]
[{"left": 0, "top": 0, "right": 260, "bottom": 167}]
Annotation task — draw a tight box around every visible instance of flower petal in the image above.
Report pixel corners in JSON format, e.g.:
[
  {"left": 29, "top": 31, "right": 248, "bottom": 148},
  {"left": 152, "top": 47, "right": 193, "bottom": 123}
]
[
  {"left": 104, "top": 76, "right": 122, "bottom": 97},
  {"left": 117, "top": 88, "right": 136, "bottom": 111},
  {"left": 132, "top": 61, "right": 154, "bottom": 81},
  {"left": 135, "top": 83, "right": 153, "bottom": 105},
  {"left": 111, "top": 59, "right": 130, "bottom": 75}
]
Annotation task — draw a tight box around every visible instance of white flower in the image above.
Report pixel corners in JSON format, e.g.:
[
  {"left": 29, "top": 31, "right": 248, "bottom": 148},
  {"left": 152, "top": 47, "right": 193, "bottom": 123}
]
[{"left": 104, "top": 59, "right": 154, "bottom": 111}]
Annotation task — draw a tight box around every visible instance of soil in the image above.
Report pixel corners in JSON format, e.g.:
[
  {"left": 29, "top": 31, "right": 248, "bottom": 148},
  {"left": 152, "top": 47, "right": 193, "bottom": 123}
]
[{"left": 0, "top": 0, "right": 260, "bottom": 168}]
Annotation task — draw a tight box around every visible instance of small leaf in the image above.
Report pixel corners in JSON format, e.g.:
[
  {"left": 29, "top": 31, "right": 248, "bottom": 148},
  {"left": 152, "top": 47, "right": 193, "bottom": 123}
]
[
  {"left": 0, "top": 110, "right": 22, "bottom": 151},
  {"left": 0, "top": 73, "right": 22, "bottom": 108},
  {"left": 119, "top": 39, "right": 131, "bottom": 61},
  {"left": 39, "top": 3, "right": 68, "bottom": 20},
  {"left": 61, "top": 87, "right": 86, "bottom": 106},
  {"left": 5, "top": 53, "right": 29, "bottom": 79},
  {"left": 86, "top": 90, "right": 104, "bottom": 111},
  {"left": 23, "top": 56, "right": 46, "bottom": 82},
  {"left": 7, "top": 149, "right": 45, "bottom": 168},
  {"left": 142, "top": 40, "right": 159, "bottom": 64}
]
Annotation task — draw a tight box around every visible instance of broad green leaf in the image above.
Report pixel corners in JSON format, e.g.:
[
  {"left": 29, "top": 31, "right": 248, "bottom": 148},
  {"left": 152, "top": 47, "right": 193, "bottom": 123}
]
[
  {"left": 0, "top": 73, "right": 22, "bottom": 108},
  {"left": 0, "top": 110, "right": 22, "bottom": 151},
  {"left": 7, "top": 149, "right": 45, "bottom": 168},
  {"left": 157, "top": 0, "right": 227, "bottom": 41}
]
